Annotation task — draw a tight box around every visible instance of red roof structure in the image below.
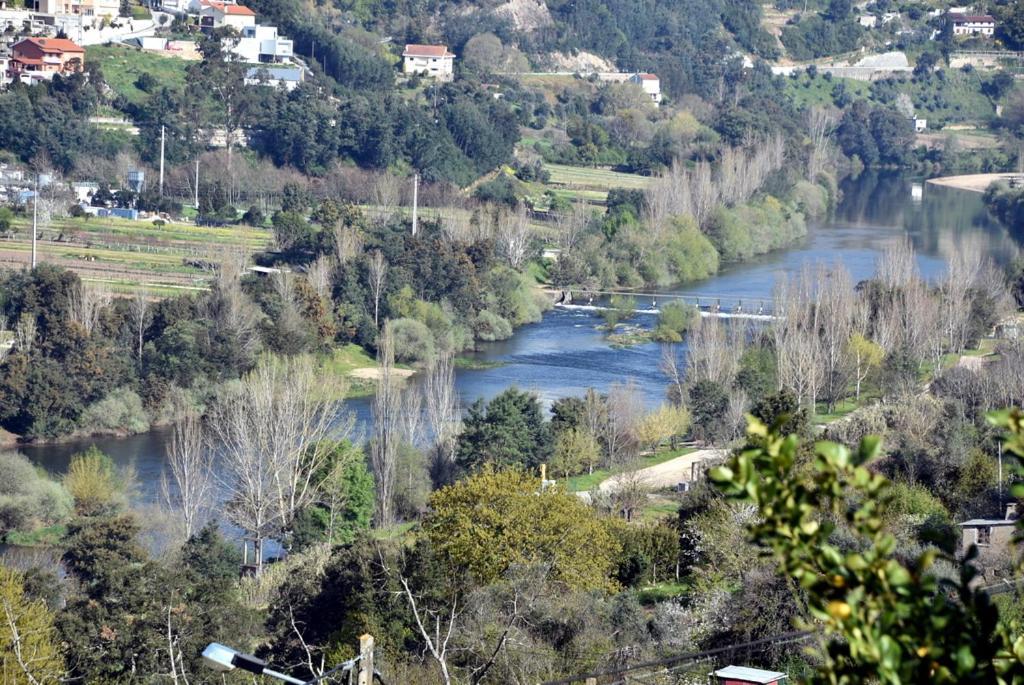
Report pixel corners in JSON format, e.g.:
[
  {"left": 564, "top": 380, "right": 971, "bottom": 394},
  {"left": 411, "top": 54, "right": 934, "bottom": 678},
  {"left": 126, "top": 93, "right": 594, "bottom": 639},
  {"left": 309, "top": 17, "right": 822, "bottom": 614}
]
[
  {"left": 17, "top": 37, "right": 84, "bottom": 54},
  {"left": 403, "top": 44, "right": 454, "bottom": 58},
  {"left": 949, "top": 13, "right": 995, "bottom": 23}
]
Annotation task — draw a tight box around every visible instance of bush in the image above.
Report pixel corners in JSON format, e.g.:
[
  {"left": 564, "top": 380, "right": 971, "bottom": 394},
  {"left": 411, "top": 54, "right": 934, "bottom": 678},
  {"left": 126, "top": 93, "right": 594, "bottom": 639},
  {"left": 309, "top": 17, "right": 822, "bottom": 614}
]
[
  {"left": 389, "top": 318, "right": 436, "bottom": 366},
  {"left": 653, "top": 301, "right": 699, "bottom": 341},
  {"left": 80, "top": 387, "right": 150, "bottom": 435},
  {"left": 64, "top": 447, "right": 124, "bottom": 517},
  {"left": 472, "top": 310, "right": 513, "bottom": 341},
  {"left": 0, "top": 452, "right": 71, "bottom": 533}
]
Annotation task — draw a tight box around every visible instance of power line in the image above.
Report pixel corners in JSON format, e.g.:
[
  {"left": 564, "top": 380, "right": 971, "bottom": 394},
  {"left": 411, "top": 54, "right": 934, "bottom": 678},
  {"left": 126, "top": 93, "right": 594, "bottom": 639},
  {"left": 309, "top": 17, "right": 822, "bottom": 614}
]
[{"left": 540, "top": 631, "right": 812, "bottom": 685}]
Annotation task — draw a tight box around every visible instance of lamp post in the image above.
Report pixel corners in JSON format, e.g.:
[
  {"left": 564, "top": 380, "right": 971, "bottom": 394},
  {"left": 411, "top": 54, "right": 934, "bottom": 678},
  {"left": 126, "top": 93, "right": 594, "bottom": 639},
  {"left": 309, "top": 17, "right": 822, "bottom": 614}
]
[
  {"left": 201, "top": 643, "right": 305, "bottom": 684},
  {"left": 202, "top": 642, "right": 372, "bottom": 684}
]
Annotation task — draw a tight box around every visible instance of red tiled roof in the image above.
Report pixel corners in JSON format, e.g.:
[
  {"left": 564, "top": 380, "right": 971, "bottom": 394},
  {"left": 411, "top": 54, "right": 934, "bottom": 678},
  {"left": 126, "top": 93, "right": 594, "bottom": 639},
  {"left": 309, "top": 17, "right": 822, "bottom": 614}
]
[
  {"left": 205, "top": 1, "right": 255, "bottom": 15},
  {"left": 949, "top": 13, "right": 995, "bottom": 23},
  {"left": 16, "top": 37, "right": 84, "bottom": 53},
  {"left": 635, "top": 73, "right": 658, "bottom": 81},
  {"left": 403, "top": 44, "right": 453, "bottom": 58}
]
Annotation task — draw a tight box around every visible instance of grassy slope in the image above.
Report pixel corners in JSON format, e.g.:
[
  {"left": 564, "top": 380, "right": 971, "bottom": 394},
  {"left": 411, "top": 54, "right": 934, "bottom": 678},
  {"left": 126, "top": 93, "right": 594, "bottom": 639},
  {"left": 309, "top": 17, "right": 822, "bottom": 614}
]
[{"left": 87, "top": 44, "right": 190, "bottom": 106}]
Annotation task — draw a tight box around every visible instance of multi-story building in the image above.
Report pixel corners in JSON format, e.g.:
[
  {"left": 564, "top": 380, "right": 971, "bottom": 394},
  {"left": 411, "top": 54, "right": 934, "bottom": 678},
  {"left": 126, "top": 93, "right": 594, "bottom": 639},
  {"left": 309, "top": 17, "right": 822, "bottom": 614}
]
[
  {"left": 628, "top": 72, "right": 662, "bottom": 105},
  {"left": 230, "top": 24, "right": 292, "bottom": 63},
  {"left": 36, "top": 0, "right": 119, "bottom": 19},
  {"left": 199, "top": 0, "right": 255, "bottom": 30},
  {"left": 8, "top": 36, "right": 84, "bottom": 83},
  {"left": 402, "top": 44, "right": 455, "bottom": 81},
  {"left": 949, "top": 13, "right": 996, "bottom": 36}
]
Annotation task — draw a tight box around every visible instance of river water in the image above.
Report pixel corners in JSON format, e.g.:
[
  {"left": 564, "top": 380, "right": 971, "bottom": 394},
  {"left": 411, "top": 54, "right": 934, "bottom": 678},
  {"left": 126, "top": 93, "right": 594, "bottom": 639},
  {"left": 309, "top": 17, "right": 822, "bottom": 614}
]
[{"left": 17, "top": 172, "right": 1022, "bottom": 504}]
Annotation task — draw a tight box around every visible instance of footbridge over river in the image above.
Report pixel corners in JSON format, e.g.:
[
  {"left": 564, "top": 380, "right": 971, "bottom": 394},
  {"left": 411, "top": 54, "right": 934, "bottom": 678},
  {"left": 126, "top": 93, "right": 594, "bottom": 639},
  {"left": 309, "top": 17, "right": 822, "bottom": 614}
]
[{"left": 548, "top": 288, "right": 778, "bottom": 321}]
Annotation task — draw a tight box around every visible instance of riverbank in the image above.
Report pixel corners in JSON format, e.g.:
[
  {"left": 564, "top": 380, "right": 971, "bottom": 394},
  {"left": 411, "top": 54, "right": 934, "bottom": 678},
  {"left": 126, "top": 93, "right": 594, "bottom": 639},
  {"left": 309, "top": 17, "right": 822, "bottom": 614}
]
[{"left": 926, "top": 172, "right": 1024, "bottom": 193}]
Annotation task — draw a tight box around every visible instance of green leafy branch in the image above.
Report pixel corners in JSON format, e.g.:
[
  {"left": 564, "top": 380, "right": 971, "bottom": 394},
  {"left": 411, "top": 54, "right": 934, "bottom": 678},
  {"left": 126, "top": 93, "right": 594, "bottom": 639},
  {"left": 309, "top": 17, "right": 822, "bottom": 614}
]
[{"left": 710, "top": 410, "right": 1024, "bottom": 684}]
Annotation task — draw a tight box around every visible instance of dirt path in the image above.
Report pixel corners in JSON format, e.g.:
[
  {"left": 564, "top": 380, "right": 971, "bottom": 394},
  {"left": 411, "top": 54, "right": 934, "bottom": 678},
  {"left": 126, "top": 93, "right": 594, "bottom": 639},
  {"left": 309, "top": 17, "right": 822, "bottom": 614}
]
[{"left": 596, "top": 448, "right": 726, "bottom": 493}]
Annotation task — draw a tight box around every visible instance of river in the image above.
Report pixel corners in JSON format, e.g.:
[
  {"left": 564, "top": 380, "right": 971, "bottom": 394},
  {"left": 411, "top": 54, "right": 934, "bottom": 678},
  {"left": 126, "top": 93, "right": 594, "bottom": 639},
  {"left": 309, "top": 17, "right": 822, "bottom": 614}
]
[{"left": 16, "top": 171, "right": 1022, "bottom": 505}]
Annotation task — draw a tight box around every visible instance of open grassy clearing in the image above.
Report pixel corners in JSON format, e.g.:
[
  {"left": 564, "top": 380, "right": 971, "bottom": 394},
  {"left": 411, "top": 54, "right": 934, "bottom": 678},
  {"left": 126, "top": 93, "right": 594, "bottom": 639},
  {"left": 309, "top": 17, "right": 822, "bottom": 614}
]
[
  {"left": 87, "top": 44, "right": 190, "bottom": 106},
  {"left": 546, "top": 163, "right": 652, "bottom": 191}
]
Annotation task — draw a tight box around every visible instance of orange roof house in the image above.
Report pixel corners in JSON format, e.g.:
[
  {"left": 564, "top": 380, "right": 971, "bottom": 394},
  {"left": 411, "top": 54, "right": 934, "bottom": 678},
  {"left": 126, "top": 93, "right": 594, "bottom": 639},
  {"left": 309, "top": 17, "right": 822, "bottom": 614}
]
[
  {"left": 9, "top": 37, "right": 85, "bottom": 82},
  {"left": 402, "top": 44, "right": 455, "bottom": 81}
]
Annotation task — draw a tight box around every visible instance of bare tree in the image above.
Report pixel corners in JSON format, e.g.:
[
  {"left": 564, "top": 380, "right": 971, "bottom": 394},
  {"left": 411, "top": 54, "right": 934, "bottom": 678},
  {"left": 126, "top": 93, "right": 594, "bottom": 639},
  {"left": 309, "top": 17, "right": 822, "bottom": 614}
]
[
  {"left": 306, "top": 254, "right": 335, "bottom": 302},
  {"left": 332, "top": 224, "right": 363, "bottom": 265},
  {"left": 807, "top": 107, "right": 839, "bottom": 180},
  {"left": 128, "top": 290, "right": 151, "bottom": 363},
  {"left": 14, "top": 314, "right": 36, "bottom": 354},
  {"left": 424, "top": 351, "right": 460, "bottom": 476},
  {"left": 817, "top": 263, "right": 856, "bottom": 411},
  {"left": 685, "top": 317, "right": 743, "bottom": 387},
  {"left": 603, "top": 381, "right": 643, "bottom": 466},
  {"left": 203, "top": 256, "right": 263, "bottom": 370},
  {"left": 368, "top": 250, "right": 388, "bottom": 329},
  {"left": 208, "top": 356, "right": 339, "bottom": 570},
  {"left": 660, "top": 343, "right": 686, "bottom": 406},
  {"left": 555, "top": 200, "right": 591, "bottom": 253},
  {"left": 495, "top": 206, "right": 531, "bottom": 270},
  {"left": 372, "top": 171, "right": 402, "bottom": 223},
  {"left": 67, "top": 282, "right": 111, "bottom": 336},
  {"left": 163, "top": 411, "right": 212, "bottom": 540},
  {"left": 371, "top": 324, "right": 401, "bottom": 527},
  {"left": 773, "top": 269, "right": 823, "bottom": 409}
]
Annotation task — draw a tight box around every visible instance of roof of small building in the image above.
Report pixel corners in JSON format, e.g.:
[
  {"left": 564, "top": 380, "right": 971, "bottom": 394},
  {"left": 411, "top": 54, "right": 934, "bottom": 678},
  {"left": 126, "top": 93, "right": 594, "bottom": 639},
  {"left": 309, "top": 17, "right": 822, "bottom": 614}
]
[
  {"left": 960, "top": 519, "right": 1017, "bottom": 527},
  {"left": 403, "top": 44, "right": 454, "bottom": 58},
  {"left": 949, "top": 13, "right": 995, "bottom": 22},
  {"left": 16, "top": 37, "right": 84, "bottom": 53},
  {"left": 246, "top": 66, "right": 303, "bottom": 81},
  {"left": 634, "top": 72, "right": 659, "bottom": 81},
  {"left": 714, "top": 665, "right": 788, "bottom": 683}
]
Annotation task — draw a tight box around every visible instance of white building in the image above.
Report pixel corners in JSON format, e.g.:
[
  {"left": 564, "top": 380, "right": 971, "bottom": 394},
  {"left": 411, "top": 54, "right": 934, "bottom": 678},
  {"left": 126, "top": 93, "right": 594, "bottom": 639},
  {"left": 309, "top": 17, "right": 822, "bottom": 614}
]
[
  {"left": 402, "top": 44, "right": 454, "bottom": 81},
  {"left": 949, "top": 13, "right": 996, "bottom": 36},
  {"left": 230, "top": 24, "right": 292, "bottom": 63},
  {"left": 911, "top": 116, "right": 927, "bottom": 132},
  {"left": 628, "top": 72, "right": 661, "bottom": 105},
  {"left": 858, "top": 14, "right": 877, "bottom": 27},
  {"left": 200, "top": 0, "right": 255, "bottom": 30},
  {"left": 244, "top": 65, "right": 303, "bottom": 90},
  {"left": 36, "top": 0, "right": 119, "bottom": 19}
]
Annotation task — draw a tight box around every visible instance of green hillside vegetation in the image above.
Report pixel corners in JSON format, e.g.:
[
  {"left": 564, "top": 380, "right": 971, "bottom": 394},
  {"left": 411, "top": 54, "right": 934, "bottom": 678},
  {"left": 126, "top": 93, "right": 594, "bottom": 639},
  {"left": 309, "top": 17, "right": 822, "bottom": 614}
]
[{"left": 87, "top": 45, "right": 191, "bottom": 106}]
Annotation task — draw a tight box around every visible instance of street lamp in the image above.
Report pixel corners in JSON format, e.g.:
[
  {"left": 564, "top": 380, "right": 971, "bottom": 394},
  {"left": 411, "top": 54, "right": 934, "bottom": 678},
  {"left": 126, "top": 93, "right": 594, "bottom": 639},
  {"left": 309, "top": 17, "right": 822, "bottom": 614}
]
[
  {"left": 201, "top": 643, "right": 305, "bottom": 684},
  {"left": 202, "top": 643, "right": 371, "bottom": 684}
]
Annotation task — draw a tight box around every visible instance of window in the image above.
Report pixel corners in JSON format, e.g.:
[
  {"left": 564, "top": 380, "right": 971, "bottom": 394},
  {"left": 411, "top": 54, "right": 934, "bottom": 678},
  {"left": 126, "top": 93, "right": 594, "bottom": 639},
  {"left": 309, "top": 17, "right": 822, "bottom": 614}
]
[{"left": 977, "top": 526, "right": 991, "bottom": 546}]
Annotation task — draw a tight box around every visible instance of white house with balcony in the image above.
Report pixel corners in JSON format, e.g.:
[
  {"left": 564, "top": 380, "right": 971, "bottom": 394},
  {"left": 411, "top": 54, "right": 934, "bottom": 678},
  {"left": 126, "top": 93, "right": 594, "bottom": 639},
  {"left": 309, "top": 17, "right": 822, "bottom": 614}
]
[
  {"left": 949, "top": 13, "right": 996, "bottom": 36},
  {"left": 230, "top": 24, "right": 292, "bottom": 63},
  {"left": 245, "top": 65, "right": 303, "bottom": 90},
  {"left": 402, "top": 44, "right": 454, "bottom": 81}
]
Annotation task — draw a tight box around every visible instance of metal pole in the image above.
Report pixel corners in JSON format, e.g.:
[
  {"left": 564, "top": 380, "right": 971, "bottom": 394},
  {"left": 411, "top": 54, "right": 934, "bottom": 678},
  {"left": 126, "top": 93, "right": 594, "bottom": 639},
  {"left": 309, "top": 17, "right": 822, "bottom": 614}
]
[
  {"left": 998, "top": 442, "right": 1003, "bottom": 510},
  {"left": 159, "top": 125, "right": 165, "bottom": 197},
  {"left": 261, "top": 668, "right": 304, "bottom": 685},
  {"left": 411, "top": 173, "right": 419, "bottom": 236},
  {"left": 194, "top": 157, "right": 199, "bottom": 209},
  {"left": 31, "top": 174, "right": 37, "bottom": 269}
]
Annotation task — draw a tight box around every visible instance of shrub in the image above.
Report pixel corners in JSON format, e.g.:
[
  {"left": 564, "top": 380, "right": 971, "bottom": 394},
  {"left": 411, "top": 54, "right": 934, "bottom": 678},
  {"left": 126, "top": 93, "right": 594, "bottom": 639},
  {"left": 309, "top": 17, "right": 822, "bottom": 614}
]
[
  {"left": 80, "top": 387, "right": 150, "bottom": 435},
  {"left": 389, "top": 318, "right": 436, "bottom": 366},
  {"left": 64, "top": 447, "right": 124, "bottom": 517},
  {"left": 472, "top": 309, "right": 513, "bottom": 341},
  {"left": 653, "top": 301, "right": 699, "bottom": 341},
  {"left": 0, "top": 452, "right": 71, "bottom": 533}
]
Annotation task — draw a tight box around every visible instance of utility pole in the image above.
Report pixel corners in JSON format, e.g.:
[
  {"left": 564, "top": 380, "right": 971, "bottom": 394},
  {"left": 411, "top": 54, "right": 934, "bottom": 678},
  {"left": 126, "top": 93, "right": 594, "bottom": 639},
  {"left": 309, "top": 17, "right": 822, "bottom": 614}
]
[
  {"left": 159, "top": 124, "right": 166, "bottom": 197},
  {"left": 411, "top": 172, "right": 419, "bottom": 236},
  {"left": 357, "top": 634, "right": 374, "bottom": 685},
  {"left": 30, "top": 174, "right": 37, "bottom": 269},
  {"left": 194, "top": 156, "right": 200, "bottom": 209},
  {"left": 998, "top": 441, "right": 1004, "bottom": 510}
]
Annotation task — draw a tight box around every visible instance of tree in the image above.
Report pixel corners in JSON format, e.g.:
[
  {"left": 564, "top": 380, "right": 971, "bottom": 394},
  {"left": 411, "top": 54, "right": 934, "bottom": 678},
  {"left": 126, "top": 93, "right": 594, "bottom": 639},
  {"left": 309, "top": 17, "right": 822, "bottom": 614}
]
[
  {"left": 456, "top": 387, "right": 551, "bottom": 472},
  {"left": 292, "top": 441, "right": 374, "bottom": 549},
  {"left": 635, "top": 403, "right": 691, "bottom": 451},
  {"left": 63, "top": 447, "right": 123, "bottom": 517},
  {"left": 424, "top": 468, "right": 620, "bottom": 590},
  {"left": 367, "top": 250, "right": 387, "bottom": 329},
  {"left": 207, "top": 355, "right": 339, "bottom": 568},
  {"left": 710, "top": 411, "right": 1024, "bottom": 683},
  {"left": 0, "top": 566, "right": 64, "bottom": 684},
  {"left": 163, "top": 411, "right": 212, "bottom": 540},
  {"left": 849, "top": 332, "right": 884, "bottom": 401},
  {"left": 370, "top": 324, "right": 400, "bottom": 527},
  {"left": 551, "top": 427, "right": 600, "bottom": 478}
]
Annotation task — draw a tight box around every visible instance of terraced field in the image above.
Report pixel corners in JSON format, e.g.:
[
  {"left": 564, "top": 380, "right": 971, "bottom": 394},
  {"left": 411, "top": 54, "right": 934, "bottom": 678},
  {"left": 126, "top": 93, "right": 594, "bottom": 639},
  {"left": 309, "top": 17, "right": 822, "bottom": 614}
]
[
  {"left": 544, "top": 164, "right": 652, "bottom": 203},
  {"left": 1, "top": 216, "right": 271, "bottom": 293}
]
